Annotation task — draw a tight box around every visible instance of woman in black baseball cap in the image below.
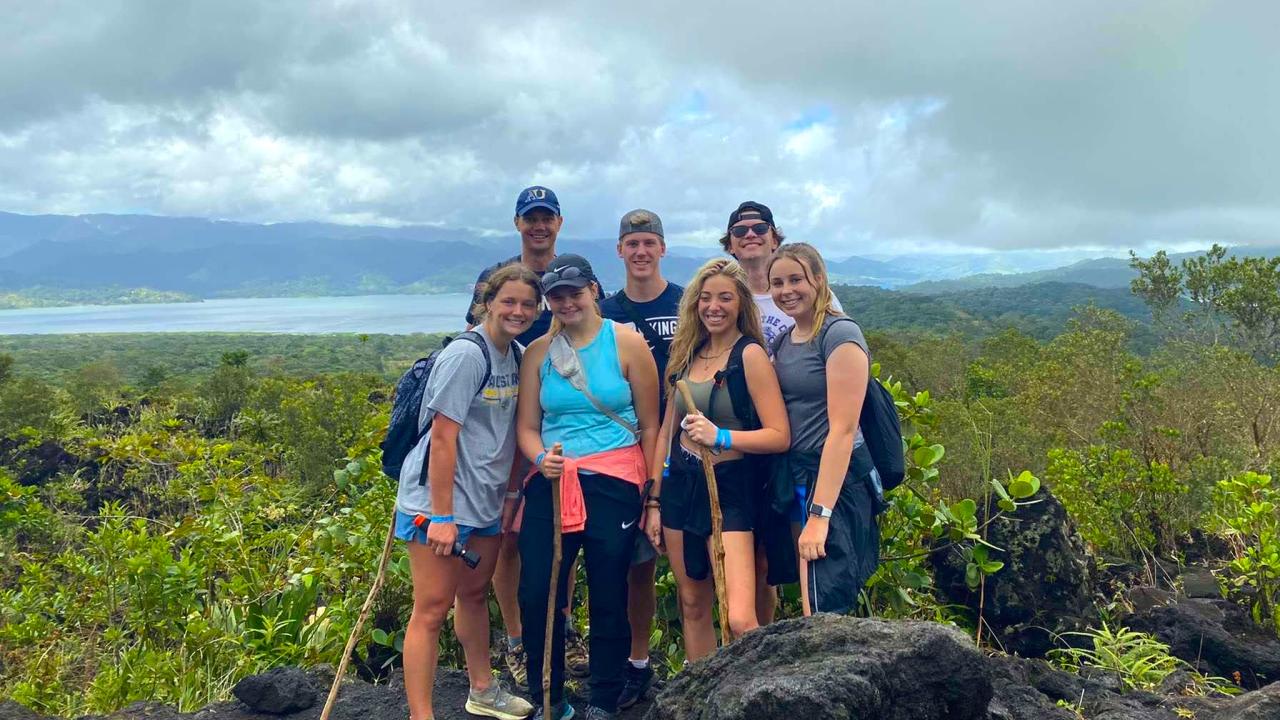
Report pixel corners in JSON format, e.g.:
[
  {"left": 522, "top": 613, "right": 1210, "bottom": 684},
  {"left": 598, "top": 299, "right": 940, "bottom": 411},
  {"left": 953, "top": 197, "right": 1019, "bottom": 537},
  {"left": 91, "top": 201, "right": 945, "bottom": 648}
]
[{"left": 514, "top": 253, "right": 661, "bottom": 720}]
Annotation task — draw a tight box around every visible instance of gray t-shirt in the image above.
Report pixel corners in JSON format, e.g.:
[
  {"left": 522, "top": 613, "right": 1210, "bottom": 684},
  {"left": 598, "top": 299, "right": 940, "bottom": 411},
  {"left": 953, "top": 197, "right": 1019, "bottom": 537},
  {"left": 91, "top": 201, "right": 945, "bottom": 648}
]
[
  {"left": 773, "top": 316, "right": 870, "bottom": 453},
  {"left": 396, "top": 325, "right": 521, "bottom": 527}
]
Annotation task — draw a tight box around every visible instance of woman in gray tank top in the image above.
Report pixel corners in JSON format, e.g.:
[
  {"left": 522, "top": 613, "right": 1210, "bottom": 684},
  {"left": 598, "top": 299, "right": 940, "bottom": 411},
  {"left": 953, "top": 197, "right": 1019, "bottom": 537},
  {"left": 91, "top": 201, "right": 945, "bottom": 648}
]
[
  {"left": 768, "top": 243, "right": 880, "bottom": 616},
  {"left": 643, "top": 258, "right": 789, "bottom": 661}
]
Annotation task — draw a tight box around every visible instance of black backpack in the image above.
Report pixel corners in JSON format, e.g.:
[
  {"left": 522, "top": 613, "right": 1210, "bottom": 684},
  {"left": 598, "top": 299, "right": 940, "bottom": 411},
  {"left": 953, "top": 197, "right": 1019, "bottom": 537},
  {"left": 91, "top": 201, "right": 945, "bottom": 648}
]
[
  {"left": 379, "top": 332, "right": 521, "bottom": 483},
  {"left": 668, "top": 335, "right": 763, "bottom": 431},
  {"left": 771, "top": 318, "right": 906, "bottom": 492},
  {"left": 707, "top": 334, "right": 763, "bottom": 431}
]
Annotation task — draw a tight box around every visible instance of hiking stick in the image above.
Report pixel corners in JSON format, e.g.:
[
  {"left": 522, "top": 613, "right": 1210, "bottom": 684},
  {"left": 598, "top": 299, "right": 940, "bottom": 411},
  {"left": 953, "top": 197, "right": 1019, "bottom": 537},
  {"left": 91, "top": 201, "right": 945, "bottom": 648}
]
[
  {"left": 320, "top": 508, "right": 397, "bottom": 720},
  {"left": 543, "top": 441, "right": 564, "bottom": 720},
  {"left": 676, "top": 380, "right": 731, "bottom": 645}
]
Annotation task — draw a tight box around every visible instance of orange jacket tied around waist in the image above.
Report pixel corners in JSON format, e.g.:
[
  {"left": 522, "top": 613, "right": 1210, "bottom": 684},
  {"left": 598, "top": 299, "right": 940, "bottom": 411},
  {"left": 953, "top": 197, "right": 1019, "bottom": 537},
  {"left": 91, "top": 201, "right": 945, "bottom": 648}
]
[{"left": 522, "top": 444, "right": 647, "bottom": 533}]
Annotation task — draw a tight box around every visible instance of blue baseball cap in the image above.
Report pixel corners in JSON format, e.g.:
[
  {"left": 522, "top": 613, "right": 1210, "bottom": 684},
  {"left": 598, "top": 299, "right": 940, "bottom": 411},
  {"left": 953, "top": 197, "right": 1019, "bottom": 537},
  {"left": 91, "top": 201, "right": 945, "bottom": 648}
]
[{"left": 515, "top": 186, "right": 560, "bottom": 217}]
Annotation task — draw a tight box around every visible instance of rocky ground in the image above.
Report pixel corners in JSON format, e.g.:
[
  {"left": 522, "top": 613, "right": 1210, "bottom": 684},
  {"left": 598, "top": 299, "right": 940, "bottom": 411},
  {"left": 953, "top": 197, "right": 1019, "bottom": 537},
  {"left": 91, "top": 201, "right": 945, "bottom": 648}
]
[
  {"left": 4, "top": 616, "right": 1274, "bottom": 720},
  {"left": 4, "top": 487, "right": 1277, "bottom": 719}
]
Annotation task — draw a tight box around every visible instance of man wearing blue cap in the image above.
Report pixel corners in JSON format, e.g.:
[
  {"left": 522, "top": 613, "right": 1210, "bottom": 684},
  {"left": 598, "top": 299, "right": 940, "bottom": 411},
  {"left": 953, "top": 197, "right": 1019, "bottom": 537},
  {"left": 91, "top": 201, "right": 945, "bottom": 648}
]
[
  {"left": 466, "top": 185, "right": 574, "bottom": 347},
  {"left": 469, "top": 185, "right": 601, "bottom": 692}
]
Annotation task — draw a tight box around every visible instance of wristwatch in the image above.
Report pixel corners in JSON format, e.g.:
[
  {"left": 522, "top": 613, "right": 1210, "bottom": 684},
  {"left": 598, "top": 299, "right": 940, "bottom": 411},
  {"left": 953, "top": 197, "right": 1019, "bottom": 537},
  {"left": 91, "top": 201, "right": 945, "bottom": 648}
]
[{"left": 808, "top": 503, "right": 834, "bottom": 519}]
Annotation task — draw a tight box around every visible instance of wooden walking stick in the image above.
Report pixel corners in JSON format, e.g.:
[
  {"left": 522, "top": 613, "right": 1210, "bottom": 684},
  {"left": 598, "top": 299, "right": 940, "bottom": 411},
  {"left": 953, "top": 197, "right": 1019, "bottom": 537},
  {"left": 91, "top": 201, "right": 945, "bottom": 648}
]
[
  {"left": 320, "top": 508, "right": 397, "bottom": 720},
  {"left": 676, "top": 380, "right": 731, "bottom": 645},
  {"left": 542, "top": 442, "right": 564, "bottom": 720}
]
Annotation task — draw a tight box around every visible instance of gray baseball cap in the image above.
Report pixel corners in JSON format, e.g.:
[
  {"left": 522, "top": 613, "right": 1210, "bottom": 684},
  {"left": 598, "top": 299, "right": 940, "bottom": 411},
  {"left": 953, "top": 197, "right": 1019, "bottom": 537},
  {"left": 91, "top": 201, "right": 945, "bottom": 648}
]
[{"left": 618, "top": 208, "right": 664, "bottom": 239}]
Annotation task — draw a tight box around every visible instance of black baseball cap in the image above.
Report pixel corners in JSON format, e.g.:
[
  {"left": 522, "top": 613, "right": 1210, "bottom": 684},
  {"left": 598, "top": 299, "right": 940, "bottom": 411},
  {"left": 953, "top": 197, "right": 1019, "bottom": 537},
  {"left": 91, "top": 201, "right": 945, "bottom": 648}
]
[
  {"left": 727, "top": 201, "right": 774, "bottom": 229},
  {"left": 540, "top": 253, "right": 597, "bottom": 294}
]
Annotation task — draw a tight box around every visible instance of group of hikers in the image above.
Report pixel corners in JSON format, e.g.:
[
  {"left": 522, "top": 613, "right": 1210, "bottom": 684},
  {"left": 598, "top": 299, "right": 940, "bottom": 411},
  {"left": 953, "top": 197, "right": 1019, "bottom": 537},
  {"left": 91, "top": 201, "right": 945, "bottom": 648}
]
[{"left": 389, "top": 186, "right": 886, "bottom": 720}]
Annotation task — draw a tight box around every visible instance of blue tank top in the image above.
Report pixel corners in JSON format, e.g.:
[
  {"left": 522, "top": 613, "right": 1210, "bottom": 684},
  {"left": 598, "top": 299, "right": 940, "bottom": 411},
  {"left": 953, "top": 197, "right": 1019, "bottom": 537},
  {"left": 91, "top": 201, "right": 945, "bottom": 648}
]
[{"left": 540, "top": 320, "right": 639, "bottom": 458}]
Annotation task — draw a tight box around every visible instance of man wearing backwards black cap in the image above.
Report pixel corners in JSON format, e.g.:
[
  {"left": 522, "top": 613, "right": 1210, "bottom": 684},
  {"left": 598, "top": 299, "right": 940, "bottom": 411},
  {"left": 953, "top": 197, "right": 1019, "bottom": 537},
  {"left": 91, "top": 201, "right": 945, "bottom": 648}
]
[
  {"left": 720, "top": 200, "right": 842, "bottom": 351},
  {"left": 718, "top": 200, "right": 843, "bottom": 630}
]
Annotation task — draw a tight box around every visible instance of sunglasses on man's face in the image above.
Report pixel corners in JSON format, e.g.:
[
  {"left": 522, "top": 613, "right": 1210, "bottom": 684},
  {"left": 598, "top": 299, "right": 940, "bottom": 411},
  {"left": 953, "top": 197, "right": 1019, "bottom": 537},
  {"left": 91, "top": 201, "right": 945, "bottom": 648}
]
[
  {"left": 730, "top": 222, "right": 771, "bottom": 239},
  {"left": 542, "top": 265, "right": 584, "bottom": 286}
]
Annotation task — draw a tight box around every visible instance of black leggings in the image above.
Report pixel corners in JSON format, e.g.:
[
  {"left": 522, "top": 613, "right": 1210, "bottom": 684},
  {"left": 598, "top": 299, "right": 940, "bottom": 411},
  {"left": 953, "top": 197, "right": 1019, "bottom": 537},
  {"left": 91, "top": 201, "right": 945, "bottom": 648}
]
[{"left": 518, "top": 472, "right": 641, "bottom": 712}]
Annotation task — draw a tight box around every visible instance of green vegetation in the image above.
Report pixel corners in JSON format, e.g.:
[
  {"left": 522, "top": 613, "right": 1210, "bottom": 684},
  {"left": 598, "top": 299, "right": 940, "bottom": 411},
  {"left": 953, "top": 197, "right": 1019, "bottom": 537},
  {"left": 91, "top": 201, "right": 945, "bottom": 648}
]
[
  {"left": 0, "top": 287, "right": 197, "bottom": 309},
  {"left": 1050, "top": 624, "right": 1234, "bottom": 694},
  {"left": 4, "top": 245, "right": 1280, "bottom": 715}
]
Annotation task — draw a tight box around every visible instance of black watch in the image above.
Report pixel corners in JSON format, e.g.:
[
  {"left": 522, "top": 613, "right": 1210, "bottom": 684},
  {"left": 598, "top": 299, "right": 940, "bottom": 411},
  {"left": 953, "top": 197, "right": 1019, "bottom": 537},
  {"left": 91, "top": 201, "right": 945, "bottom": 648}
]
[{"left": 808, "top": 502, "right": 833, "bottom": 519}]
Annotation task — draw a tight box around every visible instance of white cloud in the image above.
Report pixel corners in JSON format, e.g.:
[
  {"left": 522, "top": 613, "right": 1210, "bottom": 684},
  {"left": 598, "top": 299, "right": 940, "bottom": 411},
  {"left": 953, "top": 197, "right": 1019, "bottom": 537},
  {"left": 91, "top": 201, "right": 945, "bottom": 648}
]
[{"left": 0, "top": 1, "right": 1276, "bottom": 257}]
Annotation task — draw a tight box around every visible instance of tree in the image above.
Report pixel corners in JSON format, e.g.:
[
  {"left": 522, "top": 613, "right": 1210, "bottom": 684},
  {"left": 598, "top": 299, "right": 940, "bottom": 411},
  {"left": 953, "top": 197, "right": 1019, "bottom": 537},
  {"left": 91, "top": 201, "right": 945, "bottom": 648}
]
[
  {"left": 1132, "top": 244, "right": 1280, "bottom": 363},
  {"left": 0, "top": 353, "right": 12, "bottom": 385}
]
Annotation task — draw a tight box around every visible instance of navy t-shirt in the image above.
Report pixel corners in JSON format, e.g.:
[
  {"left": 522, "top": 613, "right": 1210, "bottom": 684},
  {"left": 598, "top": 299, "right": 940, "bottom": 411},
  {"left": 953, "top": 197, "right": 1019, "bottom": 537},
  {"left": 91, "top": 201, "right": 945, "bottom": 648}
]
[
  {"left": 600, "top": 282, "right": 683, "bottom": 415},
  {"left": 465, "top": 254, "right": 606, "bottom": 348}
]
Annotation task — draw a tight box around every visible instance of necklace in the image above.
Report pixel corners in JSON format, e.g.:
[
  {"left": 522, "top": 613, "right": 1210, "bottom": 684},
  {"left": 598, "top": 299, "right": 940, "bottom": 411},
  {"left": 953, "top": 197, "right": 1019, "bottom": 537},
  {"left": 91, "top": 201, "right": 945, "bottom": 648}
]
[{"left": 698, "top": 346, "right": 732, "bottom": 361}]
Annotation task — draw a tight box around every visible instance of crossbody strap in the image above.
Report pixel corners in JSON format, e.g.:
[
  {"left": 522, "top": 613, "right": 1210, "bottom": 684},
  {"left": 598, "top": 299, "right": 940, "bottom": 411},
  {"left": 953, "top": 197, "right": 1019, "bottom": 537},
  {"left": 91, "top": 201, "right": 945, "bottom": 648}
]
[{"left": 549, "top": 332, "right": 640, "bottom": 440}]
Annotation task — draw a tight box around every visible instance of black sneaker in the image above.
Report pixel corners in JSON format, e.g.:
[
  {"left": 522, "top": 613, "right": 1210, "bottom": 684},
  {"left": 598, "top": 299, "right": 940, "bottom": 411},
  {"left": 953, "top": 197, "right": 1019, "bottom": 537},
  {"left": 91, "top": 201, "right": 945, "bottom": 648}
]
[
  {"left": 581, "top": 706, "right": 616, "bottom": 720},
  {"left": 616, "top": 663, "right": 654, "bottom": 709}
]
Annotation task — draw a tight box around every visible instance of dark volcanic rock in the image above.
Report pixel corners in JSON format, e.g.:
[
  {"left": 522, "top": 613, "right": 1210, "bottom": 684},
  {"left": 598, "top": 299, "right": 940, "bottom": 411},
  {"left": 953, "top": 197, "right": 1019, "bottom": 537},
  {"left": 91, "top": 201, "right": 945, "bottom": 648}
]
[
  {"left": 0, "top": 437, "right": 87, "bottom": 487},
  {"left": 0, "top": 701, "right": 52, "bottom": 720},
  {"left": 1181, "top": 568, "right": 1220, "bottom": 599},
  {"left": 1209, "top": 681, "right": 1280, "bottom": 719},
  {"left": 231, "top": 668, "right": 318, "bottom": 714},
  {"left": 94, "top": 702, "right": 189, "bottom": 720},
  {"left": 646, "top": 615, "right": 992, "bottom": 720},
  {"left": 931, "top": 489, "right": 1093, "bottom": 657},
  {"left": 1125, "top": 598, "right": 1280, "bottom": 689}
]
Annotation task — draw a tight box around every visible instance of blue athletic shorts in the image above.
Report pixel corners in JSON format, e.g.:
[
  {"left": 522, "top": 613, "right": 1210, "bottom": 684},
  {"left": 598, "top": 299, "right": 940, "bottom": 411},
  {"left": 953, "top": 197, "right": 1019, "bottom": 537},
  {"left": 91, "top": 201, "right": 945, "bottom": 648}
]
[
  {"left": 395, "top": 510, "right": 501, "bottom": 547},
  {"left": 791, "top": 485, "right": 810, "bottom": 526}
]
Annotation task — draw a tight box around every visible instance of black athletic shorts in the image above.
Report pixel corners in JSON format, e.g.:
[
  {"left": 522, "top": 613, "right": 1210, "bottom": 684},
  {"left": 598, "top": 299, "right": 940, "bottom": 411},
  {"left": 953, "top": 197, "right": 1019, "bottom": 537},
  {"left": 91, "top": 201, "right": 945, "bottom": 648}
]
[{"left": 661, "top": 444, "right": 757, "bottom": 533}]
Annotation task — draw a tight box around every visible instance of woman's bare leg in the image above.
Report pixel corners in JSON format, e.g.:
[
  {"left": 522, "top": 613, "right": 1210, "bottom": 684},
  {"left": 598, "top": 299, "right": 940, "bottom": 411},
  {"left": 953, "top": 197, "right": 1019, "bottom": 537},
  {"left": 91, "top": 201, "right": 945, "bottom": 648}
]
[{"left": 663, "top": 527, "right": 717, "bottom": 661}]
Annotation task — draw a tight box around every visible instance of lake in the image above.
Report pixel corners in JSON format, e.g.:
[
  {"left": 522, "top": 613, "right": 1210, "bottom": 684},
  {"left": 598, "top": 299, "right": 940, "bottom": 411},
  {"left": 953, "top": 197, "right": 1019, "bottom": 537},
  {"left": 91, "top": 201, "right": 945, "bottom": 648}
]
[{"left": 0, "top": 294, "right": 475, "bottom": 335}]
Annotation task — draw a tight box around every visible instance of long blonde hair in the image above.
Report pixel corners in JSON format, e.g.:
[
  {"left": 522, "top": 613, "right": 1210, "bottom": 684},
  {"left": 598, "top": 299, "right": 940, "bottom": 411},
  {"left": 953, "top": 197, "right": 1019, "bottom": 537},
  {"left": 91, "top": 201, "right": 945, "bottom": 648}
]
[
  {"left": 665, "top": 258, "right": 763, "bottom": 398},
  {"left": 767, "top": 243, "right": 844, "bottom": 341}
]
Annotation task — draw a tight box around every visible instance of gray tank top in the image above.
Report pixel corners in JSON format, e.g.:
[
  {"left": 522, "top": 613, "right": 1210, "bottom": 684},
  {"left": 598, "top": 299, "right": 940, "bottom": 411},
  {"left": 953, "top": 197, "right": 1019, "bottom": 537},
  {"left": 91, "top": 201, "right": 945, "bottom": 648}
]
[{"left": 672, "top": 374, "right": 746, "bottom": 431}]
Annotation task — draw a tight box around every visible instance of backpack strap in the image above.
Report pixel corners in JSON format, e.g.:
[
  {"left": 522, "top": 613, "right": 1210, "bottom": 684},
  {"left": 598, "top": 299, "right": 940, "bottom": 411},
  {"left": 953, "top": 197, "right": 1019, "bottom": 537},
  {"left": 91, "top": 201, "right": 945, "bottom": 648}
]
[
  {"left": 614, "top": 292, "right": 669, "bottom": 360},
  {"left": 707, "top": 335, "right": 762, "bottom": 430},
  {"left": 449, "top": 331, "right": 494, "bottom": 397}
]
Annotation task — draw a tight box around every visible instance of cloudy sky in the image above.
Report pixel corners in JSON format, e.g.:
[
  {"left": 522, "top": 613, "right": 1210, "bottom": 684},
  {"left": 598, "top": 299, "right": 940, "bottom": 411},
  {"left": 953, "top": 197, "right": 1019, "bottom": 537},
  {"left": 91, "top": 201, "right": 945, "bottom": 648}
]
[{"left": 1, "top": 1, "right": 1276, "bottom": 256}]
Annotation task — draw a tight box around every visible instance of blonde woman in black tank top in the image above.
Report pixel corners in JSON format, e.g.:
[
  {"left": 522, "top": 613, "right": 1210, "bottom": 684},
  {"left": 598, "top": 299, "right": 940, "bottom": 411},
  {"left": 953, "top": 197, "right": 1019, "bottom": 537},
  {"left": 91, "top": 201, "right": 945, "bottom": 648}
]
[{"left": 643, "top": 259, "right": 789, "bottom": 661}]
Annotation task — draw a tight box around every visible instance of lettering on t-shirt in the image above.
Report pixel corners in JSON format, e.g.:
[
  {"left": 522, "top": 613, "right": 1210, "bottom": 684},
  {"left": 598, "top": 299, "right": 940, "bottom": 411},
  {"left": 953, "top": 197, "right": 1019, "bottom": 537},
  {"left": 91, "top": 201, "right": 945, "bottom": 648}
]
[
  {"left": 621, "top": 315, "right": 678, "bottom": 352},
  {"left": 480, "top": 370, "right": 520, "bottom": 407},
  {"left": 761, "top": 313, "right": 792, "bottom": 350}
]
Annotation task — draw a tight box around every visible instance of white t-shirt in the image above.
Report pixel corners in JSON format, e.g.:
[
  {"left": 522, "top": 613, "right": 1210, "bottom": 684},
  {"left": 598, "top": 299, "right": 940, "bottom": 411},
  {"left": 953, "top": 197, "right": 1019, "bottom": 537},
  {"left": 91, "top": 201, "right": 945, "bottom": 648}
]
[{"left": 755, "top": 291, "right": 845, "bottom": 353}]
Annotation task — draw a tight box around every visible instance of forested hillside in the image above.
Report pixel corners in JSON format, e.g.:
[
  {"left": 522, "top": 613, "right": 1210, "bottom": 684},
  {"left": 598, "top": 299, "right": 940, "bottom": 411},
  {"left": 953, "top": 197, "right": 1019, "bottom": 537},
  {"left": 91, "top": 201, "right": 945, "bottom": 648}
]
[{"left": 2, "top": 245, "right": 1279, "bottom": 716}]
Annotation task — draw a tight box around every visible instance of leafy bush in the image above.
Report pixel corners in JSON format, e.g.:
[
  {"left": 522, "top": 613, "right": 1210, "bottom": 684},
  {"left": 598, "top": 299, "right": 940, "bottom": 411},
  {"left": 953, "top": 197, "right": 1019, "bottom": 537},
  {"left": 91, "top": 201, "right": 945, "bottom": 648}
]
[
  {"left": 1211, "top": 472, "right": 1280, "bottom": 634},
  {"left": 1050, "top": 624, "right": 1235, "bottom": 695}
]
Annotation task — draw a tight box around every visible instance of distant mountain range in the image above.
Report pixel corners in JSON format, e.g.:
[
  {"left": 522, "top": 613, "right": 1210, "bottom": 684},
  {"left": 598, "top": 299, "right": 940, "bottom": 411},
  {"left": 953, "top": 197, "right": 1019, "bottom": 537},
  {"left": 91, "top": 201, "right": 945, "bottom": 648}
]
[{"left": 1, "top": 210, "right": 1274, "bottom": 300}]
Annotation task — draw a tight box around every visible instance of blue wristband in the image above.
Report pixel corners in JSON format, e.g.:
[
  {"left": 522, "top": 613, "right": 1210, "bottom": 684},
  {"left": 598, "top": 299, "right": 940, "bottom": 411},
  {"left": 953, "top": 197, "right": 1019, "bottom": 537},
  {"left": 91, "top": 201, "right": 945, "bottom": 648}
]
[
  {"left": 430, "top": 514, "right": 454, "bottom": 524},
  {"left": 535, "top": 451, "right": 547, "bottom": 466},
  {"left": 716, "top": 428, "right": 732, "bottom": 451}
]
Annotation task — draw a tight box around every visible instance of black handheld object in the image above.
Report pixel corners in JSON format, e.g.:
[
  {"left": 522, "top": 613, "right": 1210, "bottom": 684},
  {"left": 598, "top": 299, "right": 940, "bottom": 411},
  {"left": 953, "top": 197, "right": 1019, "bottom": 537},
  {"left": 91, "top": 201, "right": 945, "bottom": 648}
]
[{"left": 452, "top": 541, "right": 481, "bottom": 569}]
